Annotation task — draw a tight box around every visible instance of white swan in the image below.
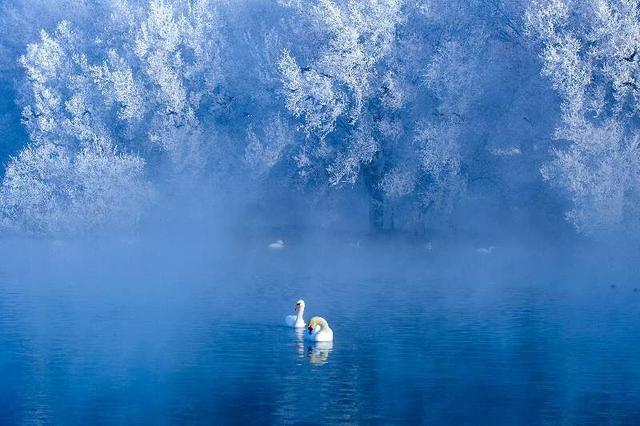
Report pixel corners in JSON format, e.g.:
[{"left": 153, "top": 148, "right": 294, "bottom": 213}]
[
  {"left": 304, "top": 316, "right": 333, "bottom": 342},
  {"left": 268, "top": 239, "right": 284, "bottom": 250},
  {"left": 476, "top": 245, "right": 496, "bottom": 254},
  {"left": 285, "top": 299, "right": 306, "bottom": 328}
]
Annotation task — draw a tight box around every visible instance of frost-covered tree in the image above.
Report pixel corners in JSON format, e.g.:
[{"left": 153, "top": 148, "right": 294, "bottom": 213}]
[
  {"left": 0, "top": 137, "right": 150, "bottom": 233},
  {"left": 1, "top": 0, "right": 222, "bottom": 234},
  {"left": 273, "top": 0, "right": 549, "bottom": 233},
  {"left": 1, "top": 0, "right": 633, "bottom": 237},
  {"left": 0, "top": 20, "right": 152, "bottom": 233},
  {"left": 275, "top": 0, "right": 476, "bottom": 231},
  {"left": 526, "top": 0, "right": 640, "bottom": 233},
  {"left": 275, "top": 0, "right": 406, "bottom": 229}
]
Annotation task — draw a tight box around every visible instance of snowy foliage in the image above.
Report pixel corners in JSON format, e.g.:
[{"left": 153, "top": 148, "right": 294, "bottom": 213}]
[
  {"left": 278, "top": 48, "right": 346, "bottom": 139},
  {"left": 277, "top": 0, "right": 405, "bottom": 186},
  {"left": 0, "top": 0, "right": 638, "bottom": 235},
  {"left": 276, "top": 0, "right": 469, "bottom": 229},
  {"left": 1, "top": 1, "right": 222, "bottom": 233},
  {"left": 244, "top": 116, "right": 293, "bottom": 174},
  {"left": 380, "top": 168, "right": 415, "bottom": 199},
  {"left": 527, "top": 0, "right": 640, "bottom": 232},
  {"left": 0, "top": 137, "right": 150, "bottom": 233}
]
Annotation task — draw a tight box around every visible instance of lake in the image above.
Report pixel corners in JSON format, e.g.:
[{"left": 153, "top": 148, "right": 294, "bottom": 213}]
[{"left": 1, "top": 236, "right": 639, "bottom": 424}]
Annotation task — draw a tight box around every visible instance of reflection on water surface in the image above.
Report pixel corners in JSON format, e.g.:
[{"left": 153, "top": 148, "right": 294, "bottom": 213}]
[{"left": 0, "top": 239, "right": 639, "bottom": 424}]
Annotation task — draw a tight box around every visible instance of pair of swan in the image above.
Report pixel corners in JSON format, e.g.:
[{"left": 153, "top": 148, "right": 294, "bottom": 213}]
[{"left": 284, "top": 299, "right": 333, "bottom": 342}]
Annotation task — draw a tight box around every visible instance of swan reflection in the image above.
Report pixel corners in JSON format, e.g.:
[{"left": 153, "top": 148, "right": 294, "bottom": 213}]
[
  {"left": 295, "top": 328, "right": 306, "bottom": 357},
  {"left": 293, "top": 328, "right": 333, "bottom": 363},
  {"left": 306, "top": 341, "right": 333, "bottom": 365}
]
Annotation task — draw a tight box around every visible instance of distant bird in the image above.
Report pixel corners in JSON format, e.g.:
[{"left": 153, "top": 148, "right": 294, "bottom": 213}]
[
  {"left": 611, "top": 284, "right": 617, "bottom": 289},
  {"left": 634, "top": 288, "right": 638, "bottom": 293},
  {"left": 348, "top": 240, "right": 362, "bottom": 249},
  {"left": 268, "top": 239, "right": 284, "bottom": 250},
  {"left": 285, "top": 299, "right": 306, "bottom": 328},
  {"left": 476, "top": 246, "right": 496, "bottom": 255},
  {"left": 305, "top": 316, "right": 334, "bottom": 342}
]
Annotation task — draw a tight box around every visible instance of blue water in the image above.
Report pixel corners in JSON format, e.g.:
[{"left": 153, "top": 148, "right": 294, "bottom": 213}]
[{"left": 1, "top": 238, "right": 639, "bottom": 424}]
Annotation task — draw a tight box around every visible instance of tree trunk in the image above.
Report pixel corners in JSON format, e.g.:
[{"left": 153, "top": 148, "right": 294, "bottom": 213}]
[
  {"left": 369, "top": 195, "right": 384, "bottom": 232},
  {"left": 363, "top": 152, "right": 385, "bottom": 233}
]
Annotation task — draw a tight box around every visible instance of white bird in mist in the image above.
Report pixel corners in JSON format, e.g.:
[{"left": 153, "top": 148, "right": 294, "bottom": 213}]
[
  {"left": 348, "top": 240, "right": 362, "bottom": 249},
  {"left": 476, "top": 245, "right": 496, "bottom": 254},
  {"left": 268, "top": 239, "right": 285, "bottom": 250}
]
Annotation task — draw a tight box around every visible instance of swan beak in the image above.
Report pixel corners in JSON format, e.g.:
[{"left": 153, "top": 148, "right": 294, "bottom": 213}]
[{"left": 308, "top": 325, "right": 313, "bottom": 334}]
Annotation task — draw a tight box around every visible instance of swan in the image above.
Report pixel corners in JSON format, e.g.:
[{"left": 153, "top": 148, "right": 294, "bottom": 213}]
[
  {"left": 285, "top": 299, "right": 306, "bottom": 328},
  {"left": 268, "top": 239, "right": 285, "bottom": 250},
  {"left": 476, "top": 245, "right": 495, "bottom": 254},
  {"left": 304, "top": 316, "right": 333, "bottom": 342}
]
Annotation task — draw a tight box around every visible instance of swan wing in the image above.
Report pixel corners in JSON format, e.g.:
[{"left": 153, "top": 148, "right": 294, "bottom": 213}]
[{"left": 285, "top": 315, "right": 296, "bottom": 327}]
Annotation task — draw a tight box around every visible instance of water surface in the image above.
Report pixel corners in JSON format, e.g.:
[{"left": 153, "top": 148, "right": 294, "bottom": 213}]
[{"left": 1, "top": 238, "right": 639, "bottom": 424}]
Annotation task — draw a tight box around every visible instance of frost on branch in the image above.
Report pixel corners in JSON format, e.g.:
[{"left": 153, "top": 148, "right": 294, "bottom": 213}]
[
  {"left": 414, "top": 121, "right": 465, "bottom": 217},
  {"left": 527, "top": 0, "right": 640, "bottom": 232},
  {"left": 0, "top": 136, "right": 151, "bottom": 234},
  {"left": 327, "top": 122, "right": 379, "bottom": 186},
  {"left": 90, "top": 50, "right": 144, "bottom": 122},
  {"left": 278, "top": 48, "right": 345, "bottom": 138},
  {"left": 277, "top": 0, "right": 405, "bottom": 205},
  {"left": 0, "top": 0, "right": 223, "bottom": 234},
  {"left": 244, "top": 116, "right": 294, "bottom": 174},
  {"left": 542, "top": 121, "right": 640, "bottom": 233},
  {"left": 380, "top": 168, "right": 415, "bottom": 199}
]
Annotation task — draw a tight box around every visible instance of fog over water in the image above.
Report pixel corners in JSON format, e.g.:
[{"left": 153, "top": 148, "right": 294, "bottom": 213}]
[
  {"left": 1, "top": 231, "right": 639, "bottom": 423},
  {"left": 2, "top": 0, "right": 640, "bottom": 423}
]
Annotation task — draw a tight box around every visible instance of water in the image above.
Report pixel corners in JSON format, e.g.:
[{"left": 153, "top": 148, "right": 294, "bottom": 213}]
[{"left": 1, "top": 238, "right": 639, "bottom": 424}]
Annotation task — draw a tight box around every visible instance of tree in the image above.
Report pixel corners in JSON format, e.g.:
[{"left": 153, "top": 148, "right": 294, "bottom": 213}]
[
  {"left": 1, "top": 0, "right": 223, "bottom": 234},
  {"left": 526, "top": 0, "right": 640, "bottom": 233}
]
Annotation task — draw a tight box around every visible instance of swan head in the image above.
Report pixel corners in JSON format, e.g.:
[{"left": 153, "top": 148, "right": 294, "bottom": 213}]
[
  {"left": 307, "top": 316, "right": 328, "bottom": 334},
  {"left": 295, "top": 299, "right": 305, "bottom": 312}
]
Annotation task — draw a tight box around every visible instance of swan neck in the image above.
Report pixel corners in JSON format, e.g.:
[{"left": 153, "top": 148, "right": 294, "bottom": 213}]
[
  {"left": 316, "top": 318, "right": 329, "bottom": 329},
  {"left": 296, "top": 305, "right": 305, "bottom": 321}
]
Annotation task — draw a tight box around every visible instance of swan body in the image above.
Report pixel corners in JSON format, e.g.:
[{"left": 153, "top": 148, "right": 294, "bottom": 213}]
[
  {"left": 476, "top": 245, "right": 495, "bottom": 254},
  {"left": 268, "top": 240, "right": 284, "bottom": 250},
  {"left": 285, "top": 299, "right": 306, "bottom": 328},
  {"left": 305, "top": 316, "right": 333, "bottom": 342}
]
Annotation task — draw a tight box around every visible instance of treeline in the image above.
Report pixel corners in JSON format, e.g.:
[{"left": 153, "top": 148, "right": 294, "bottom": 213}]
[{"left": 0, "top": 0, "right": 638, "bottom": 236}]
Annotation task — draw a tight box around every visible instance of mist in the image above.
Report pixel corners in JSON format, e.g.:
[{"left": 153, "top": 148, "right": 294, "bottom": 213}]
[{"left": 1, "top": 0, "right": 640, "bottom": 423}]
